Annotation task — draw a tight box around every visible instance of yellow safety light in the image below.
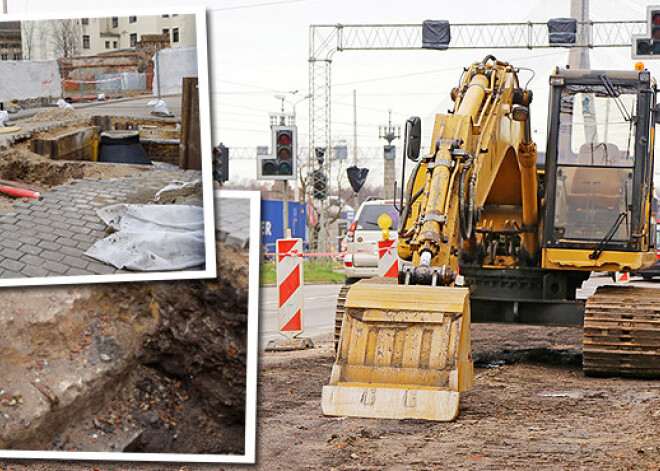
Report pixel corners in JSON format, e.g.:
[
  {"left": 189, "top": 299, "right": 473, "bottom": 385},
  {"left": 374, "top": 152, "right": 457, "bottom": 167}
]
[
  {"left": 377, "top": 213, "right": 392, "bottom": 240},
  {"left": 635, "top": 62, "right": 645, "bottom": 71}
]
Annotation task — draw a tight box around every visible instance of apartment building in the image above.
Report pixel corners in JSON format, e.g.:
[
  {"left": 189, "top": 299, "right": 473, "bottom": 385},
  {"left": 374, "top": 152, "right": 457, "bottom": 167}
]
[
  {"left": 22, "top": 14, "right": 195, "bottom": 60},
  {"left": 0, "top": 21, "right": 22, "bottom": 61}
]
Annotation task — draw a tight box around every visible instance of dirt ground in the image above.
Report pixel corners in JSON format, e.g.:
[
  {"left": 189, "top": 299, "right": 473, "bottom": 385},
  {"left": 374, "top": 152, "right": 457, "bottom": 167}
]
[
  {"left": 0, "top": 243, "right": 249, "bottom": 469},
  {"left": 0, "top": 323, "right": 658, "bottom": 470}
]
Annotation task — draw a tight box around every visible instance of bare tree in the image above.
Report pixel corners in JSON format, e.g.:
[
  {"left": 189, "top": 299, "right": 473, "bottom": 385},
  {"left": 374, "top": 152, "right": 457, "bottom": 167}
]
[
  {"left": 21, "top": 21, "right": 36, "bottom": 60},
  {"left": 50, "top": 19, "right": 81, "bottom": 58}
]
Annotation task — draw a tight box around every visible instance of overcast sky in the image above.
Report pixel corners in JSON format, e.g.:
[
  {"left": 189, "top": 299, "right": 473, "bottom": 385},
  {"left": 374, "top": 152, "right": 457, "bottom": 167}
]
[{"left": 6, "top": 0, "right": 660, "bottom": 186}]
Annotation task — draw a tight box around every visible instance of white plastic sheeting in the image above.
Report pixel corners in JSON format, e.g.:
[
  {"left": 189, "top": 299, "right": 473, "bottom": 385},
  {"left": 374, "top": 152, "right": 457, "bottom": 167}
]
[
  {"left": 0, "top": 60, "right": 61, "bottom": 102},
  {"left": 84, "top": 204, "right": 205, "bottom": 271},
  {"left": 153, "top": 46, "right": 198, "bottom": 96}
]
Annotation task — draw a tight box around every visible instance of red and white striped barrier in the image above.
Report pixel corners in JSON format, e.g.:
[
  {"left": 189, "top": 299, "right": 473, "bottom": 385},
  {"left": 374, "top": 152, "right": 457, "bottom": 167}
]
[
  {"left": 276, "top": 238, "right": 305, "bottom": 338},
  {"left": 378, "top": 238, "right": 399, "bottom": 278},
  {"left": 614, "top": 271, "right": 629, "bottom": 283}
]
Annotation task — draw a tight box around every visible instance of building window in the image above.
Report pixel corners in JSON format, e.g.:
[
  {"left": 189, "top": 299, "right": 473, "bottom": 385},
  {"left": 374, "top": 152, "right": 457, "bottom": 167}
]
[
  {"left": 130, "top": 33, "right": 137, "bottom": 47},
  {"left": 1, "top": 54, "right": 7, "bottom": 61},
  {"left": 112, "top": 17, "right": 118, "bottom": 28},
  {"left": 129, "top": 16, "right": 137, "bottom": 23},
  {"left": 113, "top": 41, "right": 118, "bottom": 48},
  {"left": 105, "top": 41, "right": 110, "bottom": 49},
  {"left": 173, "top": 27, "right": 179, "bottom": 43},
  {"left": 12, "top": 43, "right": 20, "bottom": 48},
  {"left": 0, "top": 44, "right": 6, "bottom": 49},
  {"left": 83, "top": 35, "right": 90, "bottom": 49},
  {"left": 172, "top": 14, "right": 178, "bottom": 17},
  {"left": 81, "top": 18, "right": 89, "bottom": 25},
  {"left": 13, "top": 53, "right": 20, "bottom": 60},
  {"left": 162, "top": 28, "right": 169, "bottom": 36},
  {"left": 162, "top": 14, "right": 169, "bottom": 18}
]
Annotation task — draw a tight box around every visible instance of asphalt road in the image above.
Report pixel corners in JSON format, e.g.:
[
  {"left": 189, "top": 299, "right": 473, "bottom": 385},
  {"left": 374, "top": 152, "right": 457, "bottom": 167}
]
[
  {"left": 258, "top": 273, "right": 660, "bottom": 347},
  {"left": 259, "top": 283, "right": 341, "bottom": 347}
]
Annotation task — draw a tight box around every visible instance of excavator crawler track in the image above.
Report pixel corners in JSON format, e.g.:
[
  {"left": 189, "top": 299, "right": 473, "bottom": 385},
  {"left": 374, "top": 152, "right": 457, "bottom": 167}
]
[
  {"left": 583, "top": 286, "right": 660, "bottom": 378},
  {"left": 334, "top": 284, "right": 350, "bottom": 352}
]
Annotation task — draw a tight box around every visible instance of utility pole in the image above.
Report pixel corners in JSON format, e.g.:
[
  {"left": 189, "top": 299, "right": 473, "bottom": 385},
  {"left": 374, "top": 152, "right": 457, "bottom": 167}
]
[
  {"left": 378, "top": 110, "right": 400, "bottom": 199},
  {"left": 352, "top": 89, "right": 358, "bottom": 211},
  {"left": 569, "top": 0, "right": 597, "bottom": 143},
  {"left": 2, "top": 0, "right": 7, "bottom": 14}
]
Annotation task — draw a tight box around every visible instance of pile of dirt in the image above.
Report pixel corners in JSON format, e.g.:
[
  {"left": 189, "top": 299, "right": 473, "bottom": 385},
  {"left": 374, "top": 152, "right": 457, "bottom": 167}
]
[
  {"left": 0, "top": 148, "right": 86, "bottom": 186},
  {"left": 21, "top": 108, "right": 87, "bottom": 123}
]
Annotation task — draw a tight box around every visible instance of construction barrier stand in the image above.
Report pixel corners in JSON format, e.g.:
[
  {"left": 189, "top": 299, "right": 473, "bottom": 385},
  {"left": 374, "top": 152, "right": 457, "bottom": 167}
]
[
  {"left": 378, "top": 238, "right": 399, "bottom": 278},
  {"left": 276, "top": 238, "right": 304, "bottom": 338}
]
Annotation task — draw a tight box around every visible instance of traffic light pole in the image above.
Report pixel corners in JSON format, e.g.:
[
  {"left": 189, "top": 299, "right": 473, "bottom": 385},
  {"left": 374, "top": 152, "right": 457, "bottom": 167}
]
[{"left": 283, "top": 180, "right": 289, "bottom": 236}]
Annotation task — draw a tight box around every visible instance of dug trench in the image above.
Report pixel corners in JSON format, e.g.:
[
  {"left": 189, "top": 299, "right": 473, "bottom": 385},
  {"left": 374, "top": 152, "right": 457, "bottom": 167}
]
[
  {"left": 0, "top": 109, "right": 181, "bottom": 213},
  {"left": 0, "top": 242, "right": 248, "bottom": 455}
]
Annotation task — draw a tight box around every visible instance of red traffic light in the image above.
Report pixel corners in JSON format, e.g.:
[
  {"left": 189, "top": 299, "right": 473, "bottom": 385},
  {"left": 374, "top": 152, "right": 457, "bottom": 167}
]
[
  {"left": 277, "top": 132, "right": 292, "bottom": 145},
  {"left": 653, "top": 12, "right": 660, "bottom": 24}
]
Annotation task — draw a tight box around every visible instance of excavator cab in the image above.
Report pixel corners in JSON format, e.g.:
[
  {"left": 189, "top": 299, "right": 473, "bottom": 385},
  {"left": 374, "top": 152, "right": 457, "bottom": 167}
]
[{"left": 542, "top": 68, "right": 656, "bottom": 272}]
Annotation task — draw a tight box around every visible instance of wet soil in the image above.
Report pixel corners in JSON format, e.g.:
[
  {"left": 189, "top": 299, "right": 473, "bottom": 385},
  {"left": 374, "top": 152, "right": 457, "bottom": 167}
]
[
  {"left": 248, "top": 325, "right": 659, "bottom": 470},
  {"left": 0, "top": 243, "right": 249, "bottom": 465},
  {"left": 2, "top": 322, "right": 658, "bottom": 470}
]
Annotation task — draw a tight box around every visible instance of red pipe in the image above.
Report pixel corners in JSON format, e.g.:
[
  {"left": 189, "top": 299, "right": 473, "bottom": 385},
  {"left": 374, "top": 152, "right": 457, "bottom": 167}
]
[
  {"left": 0, "top": 179, "right": 43, "bottom": 191},
  {"left": 0, "top": 185, "right": 40, "bottom": 199}
]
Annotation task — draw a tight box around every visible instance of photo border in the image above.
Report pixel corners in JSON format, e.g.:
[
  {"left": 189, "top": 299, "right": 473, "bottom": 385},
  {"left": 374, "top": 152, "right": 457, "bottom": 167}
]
[
  {"left": 0, "top": 6, "right": 217, "bottom": 288},
  {"left": 0, "top": 190, "right": 260, "bottom": 463}
]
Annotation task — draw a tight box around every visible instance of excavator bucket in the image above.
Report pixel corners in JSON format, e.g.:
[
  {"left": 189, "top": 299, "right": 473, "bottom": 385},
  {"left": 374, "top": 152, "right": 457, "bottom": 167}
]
[{"left": 322, "top": 281, "right": 472, "bottom": 421}]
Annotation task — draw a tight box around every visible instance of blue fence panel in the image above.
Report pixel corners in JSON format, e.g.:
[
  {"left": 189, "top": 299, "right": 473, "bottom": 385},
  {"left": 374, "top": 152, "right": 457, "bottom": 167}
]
[{"left": 261, "top": 199, "right": 306, "bottom": 255}]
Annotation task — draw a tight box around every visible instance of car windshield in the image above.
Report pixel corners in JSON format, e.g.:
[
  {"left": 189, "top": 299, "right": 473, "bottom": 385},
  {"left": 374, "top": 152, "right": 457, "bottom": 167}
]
[{"left": 356, "top": 204, "right": 399, "bottom": 231}]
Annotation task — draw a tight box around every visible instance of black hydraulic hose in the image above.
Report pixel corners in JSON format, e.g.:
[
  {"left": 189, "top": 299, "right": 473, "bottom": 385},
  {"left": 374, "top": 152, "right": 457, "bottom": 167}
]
[
  {"left": 482, "top": 54, "right": 497, "bottom": 64},
  {"left": 459, "top": 156, "right": 476, "bottom": 240},
  {"left": 398, "top": 161, "right": 422, "bottom": 235}
]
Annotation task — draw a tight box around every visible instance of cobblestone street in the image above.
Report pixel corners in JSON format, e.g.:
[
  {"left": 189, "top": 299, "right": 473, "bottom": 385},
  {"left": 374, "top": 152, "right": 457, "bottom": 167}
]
[{"left": 0, "top": 168, "right": 201, "bottom": 278}]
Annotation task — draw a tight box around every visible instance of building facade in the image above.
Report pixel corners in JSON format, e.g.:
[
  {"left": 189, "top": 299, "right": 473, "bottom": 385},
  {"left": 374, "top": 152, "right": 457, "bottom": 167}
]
[
  {"left": 22, "top": 14, "right": 195, "bottom": 61},
  {"left": 0, "top": 21, "right": 22, "bottom": 61}
]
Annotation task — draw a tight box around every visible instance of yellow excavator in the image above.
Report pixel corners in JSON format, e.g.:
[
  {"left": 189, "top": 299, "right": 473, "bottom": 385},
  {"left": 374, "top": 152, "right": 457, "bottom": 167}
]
[{"left": 323, "top": 56, "right": 660, "bottom": 421}]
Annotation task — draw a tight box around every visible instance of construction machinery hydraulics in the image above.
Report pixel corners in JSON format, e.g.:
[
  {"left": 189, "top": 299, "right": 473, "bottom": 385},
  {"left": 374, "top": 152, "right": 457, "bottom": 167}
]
[{"left": 323, "top": 56, "right": 660, "bottom": 420}]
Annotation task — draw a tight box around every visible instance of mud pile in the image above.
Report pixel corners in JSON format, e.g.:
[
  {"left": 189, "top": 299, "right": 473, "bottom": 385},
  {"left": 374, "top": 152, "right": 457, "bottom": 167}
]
[
  {"left": 21, "top": 108, "right": 86, "bottom": 123},
  {"left": 0, "top": 148, "right": 86, "bottom": 186}
]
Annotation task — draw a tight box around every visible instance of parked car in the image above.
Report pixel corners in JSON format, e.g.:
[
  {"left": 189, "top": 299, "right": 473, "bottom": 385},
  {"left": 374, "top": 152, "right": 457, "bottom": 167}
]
[{"left": 342, "top": 198, "right": 400, "bottom": 283}]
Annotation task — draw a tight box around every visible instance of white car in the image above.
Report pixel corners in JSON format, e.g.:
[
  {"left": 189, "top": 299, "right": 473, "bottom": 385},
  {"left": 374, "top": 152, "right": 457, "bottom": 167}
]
[{"left": 342, "top": 199, "right": 401, "bottom": 283}]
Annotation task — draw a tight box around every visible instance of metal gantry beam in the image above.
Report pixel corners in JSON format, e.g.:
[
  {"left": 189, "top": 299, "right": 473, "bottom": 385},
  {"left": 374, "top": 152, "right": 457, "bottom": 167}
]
[{"left": 308, "top": 20, "right": 644, "bottom": 251}]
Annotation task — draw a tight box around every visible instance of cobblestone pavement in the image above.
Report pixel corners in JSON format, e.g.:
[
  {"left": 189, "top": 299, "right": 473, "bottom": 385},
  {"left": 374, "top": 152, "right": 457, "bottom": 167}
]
[
  {"left": 216, "top": 196, "right": 251, "bottom": 248},
  {"left": 0, "top": 168, "right": 201, "bottom": 279}
]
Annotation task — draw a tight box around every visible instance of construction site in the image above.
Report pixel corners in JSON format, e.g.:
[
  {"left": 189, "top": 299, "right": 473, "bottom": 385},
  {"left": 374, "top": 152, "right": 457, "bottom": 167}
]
[
  {"left": 231, "top": 0, "right": 659, "bottom": 469},
  {"left": 0, "top": 15, "right": 207, "bottom": 280},
  {"left": 0, "top": 11, "right": 255, "bottom": 465},
  {"left": 1, "top": 0, "right": 660, "bottom": 469},
  {"left": 0, "top": 194, "right": 250, "bottom": 461}
]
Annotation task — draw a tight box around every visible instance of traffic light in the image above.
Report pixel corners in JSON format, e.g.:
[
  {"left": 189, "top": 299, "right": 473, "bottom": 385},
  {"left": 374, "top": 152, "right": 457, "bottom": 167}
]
[
  {"left": 312, "top": 169, "right": 327, "bottom": 200},
  {"left": 212, "top": 143, "right": 228, "bottom": 183},
  {"left": 257, "top": 125, "right": 297, "bottom": 180},
  {"left": 632, "top": 7, "right": 660, "bottom": 58}
]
